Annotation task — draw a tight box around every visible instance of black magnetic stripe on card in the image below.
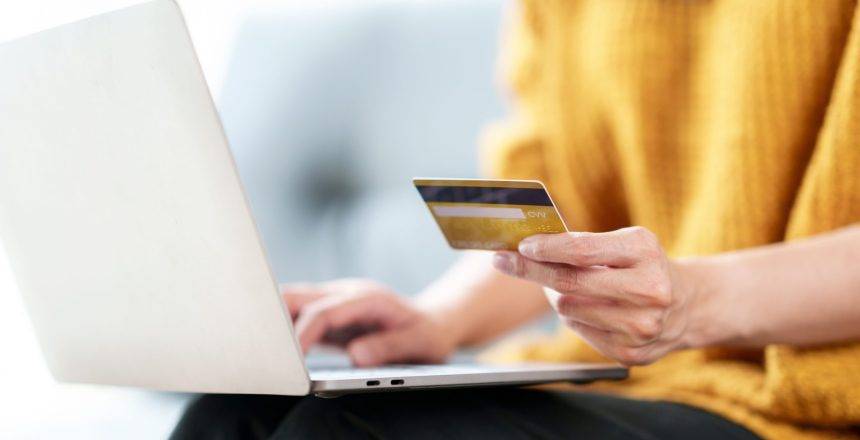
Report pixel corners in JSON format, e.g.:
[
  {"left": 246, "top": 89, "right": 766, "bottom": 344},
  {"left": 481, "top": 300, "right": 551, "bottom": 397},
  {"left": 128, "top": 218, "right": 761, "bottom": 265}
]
[{"left": 416, "top": 186, "right": 553, "bottom": 206}]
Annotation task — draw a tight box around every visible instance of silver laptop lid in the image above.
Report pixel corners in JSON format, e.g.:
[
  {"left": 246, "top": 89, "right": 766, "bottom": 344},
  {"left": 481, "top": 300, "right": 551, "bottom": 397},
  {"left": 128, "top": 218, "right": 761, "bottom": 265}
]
[{"left": 0, "top": 0, "right": 309, "bottom": 395}]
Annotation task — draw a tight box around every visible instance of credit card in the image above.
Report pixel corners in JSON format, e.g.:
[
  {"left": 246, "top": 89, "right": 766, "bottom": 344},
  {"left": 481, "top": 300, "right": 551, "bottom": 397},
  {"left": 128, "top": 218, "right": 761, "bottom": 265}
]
[{"left": 413, "top": 178, "right": 568, "bottom": 251}]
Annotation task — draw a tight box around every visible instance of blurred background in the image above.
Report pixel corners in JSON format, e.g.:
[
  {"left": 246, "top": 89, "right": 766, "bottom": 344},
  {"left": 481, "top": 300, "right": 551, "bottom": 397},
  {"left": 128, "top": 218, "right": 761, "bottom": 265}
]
[{"left": 0, "top": 0, "right": 517, "bottom": 437}]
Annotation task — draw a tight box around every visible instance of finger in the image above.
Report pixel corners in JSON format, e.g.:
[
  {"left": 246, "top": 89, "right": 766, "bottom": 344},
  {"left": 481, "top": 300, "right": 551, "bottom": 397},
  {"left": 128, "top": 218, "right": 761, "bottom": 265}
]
[
  {"left": 494, "top": 252, "right": 627, "bottom": 301},
  {"left": 566, "top": 321, "right": 660, "bottom": 367},
  {"left": 561, "top": 318, "right": 654, "bottom": 366},
  {"left": 347, "top": 327, "right": 428, "bottom": 367},
  {"left": 543, "top": 286, "right": 615, "bottom": 313},
  {"left": 561, "top": 317, "right": 614, "bottom": 343},
  {"left": 294, "top": 294, "right": 409, "bottom": 353},
  {"left": 281, "top": 283, "right": 326, "bottom": 319},
  {"left": 551, "top": 294, "right": 662, "bottom": 347},
  {"left": 321, "top": 323, "right": 382, "bottom": 347},
  {"left": 560, "top": 318, "right": 630, "bottom": 355},
  {"left": 518, "top": 227, "right": 659, "bottom": 268},
  {"left": 497, "top": 252, "right": 663, "bottom": 306},
  {"left": 282, "top": 279, "right": 381, "bottom": 320}
]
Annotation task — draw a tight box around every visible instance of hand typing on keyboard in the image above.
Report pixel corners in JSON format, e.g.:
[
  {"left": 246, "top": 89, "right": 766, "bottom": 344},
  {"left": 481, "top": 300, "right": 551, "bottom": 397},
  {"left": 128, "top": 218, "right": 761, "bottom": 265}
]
[{"left": 282, "top": 279, "right": 458, "bottom": 367}]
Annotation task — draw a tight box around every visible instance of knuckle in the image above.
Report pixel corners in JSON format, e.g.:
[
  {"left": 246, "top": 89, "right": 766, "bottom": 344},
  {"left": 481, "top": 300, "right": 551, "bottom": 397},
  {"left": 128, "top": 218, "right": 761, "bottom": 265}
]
[
  {"left": 529, "top": 239, "right": 548, "bottom": 259},
  {"left": 551, "top": 269, "right": 579, "bottom": 292},
  {"left": 651, "top": 282, "right": 672, "bottom": 307},
  {"left": 569, "top": 235, "right": 600, "bottom": 262},
  {"left": 644, "top": 279, "right": 672, "bottom": 307},
  {"left": 629, "top": 279, "right": 672, "bottom": 307},
  {"left": 633, "top": 227, "right": 661, "bottom": 253},
  {"left": 629, "top": 226, "right": 652, "bottom": 240},
  {"left": 511, "top": 256, "right": 528, "bottom": 278},
  {"left": 629, "top": 317, "right": 661, "bottom": 341}
]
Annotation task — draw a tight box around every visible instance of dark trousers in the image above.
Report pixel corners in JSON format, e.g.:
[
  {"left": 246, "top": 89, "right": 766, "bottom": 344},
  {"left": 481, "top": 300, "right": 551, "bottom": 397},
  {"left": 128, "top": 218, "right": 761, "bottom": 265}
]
[{"left": 170, "top": 388, "right": 760, "bottom": 440}]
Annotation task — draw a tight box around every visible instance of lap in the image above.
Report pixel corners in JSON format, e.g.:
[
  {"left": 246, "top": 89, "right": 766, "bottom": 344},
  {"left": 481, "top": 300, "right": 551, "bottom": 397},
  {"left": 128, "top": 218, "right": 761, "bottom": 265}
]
[{"left": 171, "top": 388, "right": 760, "bottom": 440}]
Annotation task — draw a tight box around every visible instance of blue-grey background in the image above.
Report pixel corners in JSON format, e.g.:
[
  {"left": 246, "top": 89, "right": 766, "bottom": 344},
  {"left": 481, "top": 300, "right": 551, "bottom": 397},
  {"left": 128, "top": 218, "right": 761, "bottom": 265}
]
[{"left": 222, "top": 0, "right": 508, "bottom": 294}]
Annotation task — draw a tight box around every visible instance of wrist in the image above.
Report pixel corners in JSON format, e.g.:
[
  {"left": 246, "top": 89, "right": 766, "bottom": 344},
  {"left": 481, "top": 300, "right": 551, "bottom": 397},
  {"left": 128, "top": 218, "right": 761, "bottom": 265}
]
[
  {"left": 411, "top": 294, "right": 471, "bottom": 352},
  {"left": 674, "top": 256, "right": 747, "bottom": 350}
]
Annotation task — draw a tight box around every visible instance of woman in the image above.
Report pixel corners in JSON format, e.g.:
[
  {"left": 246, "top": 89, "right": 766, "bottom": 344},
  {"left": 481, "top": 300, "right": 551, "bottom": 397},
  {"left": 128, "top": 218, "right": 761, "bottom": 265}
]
[{"left": 173, "top": 1, "right": 860, "bottom": 438}]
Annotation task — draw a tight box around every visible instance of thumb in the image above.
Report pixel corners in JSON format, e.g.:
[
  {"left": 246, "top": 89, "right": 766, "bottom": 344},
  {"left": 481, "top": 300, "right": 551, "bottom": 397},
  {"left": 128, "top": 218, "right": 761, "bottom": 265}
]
[{"left": 347, "top": 329, "right": 421, "bottom": 367}]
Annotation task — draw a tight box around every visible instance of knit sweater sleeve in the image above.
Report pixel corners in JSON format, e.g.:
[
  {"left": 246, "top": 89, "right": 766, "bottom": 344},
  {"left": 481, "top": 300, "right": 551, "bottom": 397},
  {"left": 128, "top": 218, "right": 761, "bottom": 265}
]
[{"left": 769, "top": 5, "right": 860, "bottom": 427}]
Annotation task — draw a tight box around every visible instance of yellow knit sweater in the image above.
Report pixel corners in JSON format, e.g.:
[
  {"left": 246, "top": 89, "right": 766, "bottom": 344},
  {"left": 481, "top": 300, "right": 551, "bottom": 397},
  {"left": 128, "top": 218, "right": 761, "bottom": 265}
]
[{"left": 480, "top": 1, "right": 860, "bottom": 439}]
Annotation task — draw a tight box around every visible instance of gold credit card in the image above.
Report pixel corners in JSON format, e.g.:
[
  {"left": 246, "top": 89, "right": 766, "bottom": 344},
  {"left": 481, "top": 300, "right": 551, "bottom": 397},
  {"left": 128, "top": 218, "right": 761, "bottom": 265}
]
[{"left": 414, "top": 178, "right": 568, "bottom": 251}]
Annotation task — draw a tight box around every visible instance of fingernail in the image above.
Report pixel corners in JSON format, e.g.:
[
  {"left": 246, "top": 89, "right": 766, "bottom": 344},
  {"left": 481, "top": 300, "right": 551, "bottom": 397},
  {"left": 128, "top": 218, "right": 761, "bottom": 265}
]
[
  {"left": 493, "top": 252, "right": 514, "bottom": 271},
  {"left": 518, "top": 239, "right": 536, "bottom": 257}
]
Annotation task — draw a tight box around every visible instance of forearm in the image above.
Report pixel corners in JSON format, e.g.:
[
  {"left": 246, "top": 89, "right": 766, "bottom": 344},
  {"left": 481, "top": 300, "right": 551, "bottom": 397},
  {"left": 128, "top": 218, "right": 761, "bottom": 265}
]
[
  {"left": 413, "top": 252, "right": 550, "bottom": 348},
  {"left": 683, "top": 224, "right": 860, "bottom": 349}
]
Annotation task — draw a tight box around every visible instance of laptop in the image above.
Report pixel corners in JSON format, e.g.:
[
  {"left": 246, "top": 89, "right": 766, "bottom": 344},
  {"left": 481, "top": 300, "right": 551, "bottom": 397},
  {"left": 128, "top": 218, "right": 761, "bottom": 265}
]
[{"left": 0, "top": 0, "right": 626, "bottom": 397}]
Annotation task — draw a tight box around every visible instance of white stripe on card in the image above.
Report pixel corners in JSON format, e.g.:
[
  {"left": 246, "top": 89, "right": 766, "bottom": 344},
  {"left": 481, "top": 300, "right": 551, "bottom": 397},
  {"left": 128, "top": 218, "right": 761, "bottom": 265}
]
[{"left": 431, "top": 206, "right": 525, "bottom": 219}]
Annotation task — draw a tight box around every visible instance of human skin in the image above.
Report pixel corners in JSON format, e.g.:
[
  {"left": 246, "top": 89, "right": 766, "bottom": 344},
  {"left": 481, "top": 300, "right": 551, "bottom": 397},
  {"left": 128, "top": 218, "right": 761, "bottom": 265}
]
[{"left": 283, "top": 224, "right": 860, "bottom": 367}]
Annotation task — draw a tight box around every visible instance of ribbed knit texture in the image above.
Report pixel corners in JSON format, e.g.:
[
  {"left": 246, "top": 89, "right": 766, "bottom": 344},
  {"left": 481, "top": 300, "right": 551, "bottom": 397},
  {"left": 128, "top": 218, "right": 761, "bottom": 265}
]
[{"left": 480, "top": 1, "right": 860, "bottom": 439}]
